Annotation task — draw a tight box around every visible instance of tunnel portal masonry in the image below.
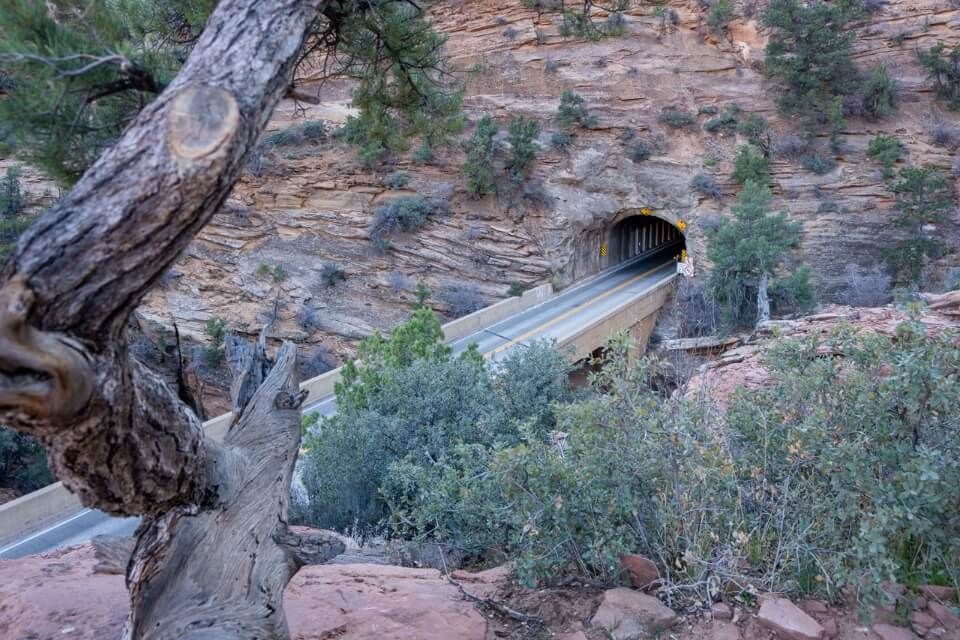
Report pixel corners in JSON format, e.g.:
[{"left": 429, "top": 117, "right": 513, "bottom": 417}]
[{"left": 569, "top": 208, "right": 689, "bottom": 283}]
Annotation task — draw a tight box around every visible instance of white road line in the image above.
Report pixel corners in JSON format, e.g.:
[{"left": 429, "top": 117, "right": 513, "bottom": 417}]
[{"left": 0, "top": 508, "right": 93, "bottom": 555}]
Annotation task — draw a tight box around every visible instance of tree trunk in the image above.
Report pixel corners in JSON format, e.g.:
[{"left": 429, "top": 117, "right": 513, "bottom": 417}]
[
  {"left": 0, "top": 0, "right": 346, "bottom": 637},
  {"left": 757, "top": 271, "right": 771, "bottom": 325}
]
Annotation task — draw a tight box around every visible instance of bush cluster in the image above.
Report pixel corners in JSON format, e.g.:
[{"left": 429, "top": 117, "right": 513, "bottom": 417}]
[
  {"left": 867, "top": 135, "right": 902, "bottom": 176},
  {"left": 506, "top": 116, "right": 541, "bottom": 186},
  {"left": 707, "top": 0, "right": 734, "bottom": 34},
  {"left": 369, "top": 195, "right": 446, "bottom": 253},
  {"left": 296, "top": 306, "right": 574, "bottom": 535},
  {"left": 703, "top": 103, "right": 741, "bottom": 134},
  {"left": 918, "top": 43, "right": 960, "bottom": 111},
  {"left": 763, "top": 0, "right": 863, "bottom": 127},
  {"left": 264, "top": 120, "right": 329, "bottom": 148},
  {"left": 731, "top": 145, "right": 771, "bottom": 185},
  {"left": 203, "top": 317, "right": 228, "bottom": 369},
  {"left": 0, "top": 426, "right": 53, "bottom": 495},
  {"left": 555, "top": 91, "right": 597, "bottom": 130},
  {"left": 464, "top": 115, "right": 499, "bottom": 198},
  {"left": 690, "top": 173, "right": 723, "bottom": 201},
  {"left": 320, "top": 263, "right": 347, "bottom": 287},
  {"left": 658, "top": 106, "right": 697, "bottom": 130},
  {"left": 886, "top": 166, "right": 953, "bottom": 285},
  {"left": 379, "top": 324, "right": 960, "bottom": 603}
]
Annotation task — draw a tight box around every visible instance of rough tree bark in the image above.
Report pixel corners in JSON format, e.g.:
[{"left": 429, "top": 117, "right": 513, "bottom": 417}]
[{"left": 0, "top": 0, "right": 346, "bottom": 638}]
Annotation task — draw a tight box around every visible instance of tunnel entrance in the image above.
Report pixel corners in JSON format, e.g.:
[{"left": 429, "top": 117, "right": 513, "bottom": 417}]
[{"left": 605, "top": 214, "right": 685, "bottom": 269}]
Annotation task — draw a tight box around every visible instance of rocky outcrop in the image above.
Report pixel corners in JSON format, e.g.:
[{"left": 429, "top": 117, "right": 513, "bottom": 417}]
[
  {"left": 128, "top": 0, "right": 959, "bottom": 389},
  {"left": 686, "top": 301, "right": 960, "bottom": 407},
  {"left": 3, "top": 1, "right": 957, "bottom": 409},
  {"left": 756, "top": 597, "right": 825, "bottom": 640},
  {"left": 590, "top": 587, "right": 679, "bottom": 639},
  {"left": 0, "top": 544, "right": 488, "bottom": 640}
]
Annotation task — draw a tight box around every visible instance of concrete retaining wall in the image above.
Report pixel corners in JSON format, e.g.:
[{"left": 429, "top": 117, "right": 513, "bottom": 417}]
[
  {"left": 561, "top": 274, "right": 676, "bottom": 361},
  {"left": 443, "top": 283, "right": 554, "bottom": 343},
  {"left": 0, "top": 283, "right": 557, "bottom": 548}
]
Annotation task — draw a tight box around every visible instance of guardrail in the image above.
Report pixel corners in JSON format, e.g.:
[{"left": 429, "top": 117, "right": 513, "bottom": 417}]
[{"left": 0, "top": 282, "right": 557, "bottom": 549}]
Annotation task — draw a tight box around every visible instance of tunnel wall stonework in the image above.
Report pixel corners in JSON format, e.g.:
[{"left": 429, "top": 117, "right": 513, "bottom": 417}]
[{"left": 565, "top": 211, "right": 693, "bottom": 284}]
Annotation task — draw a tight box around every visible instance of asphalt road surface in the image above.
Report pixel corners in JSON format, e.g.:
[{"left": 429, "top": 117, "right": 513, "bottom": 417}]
[{"left": 0, "top": 248, "right": 677, "bottom": 559}]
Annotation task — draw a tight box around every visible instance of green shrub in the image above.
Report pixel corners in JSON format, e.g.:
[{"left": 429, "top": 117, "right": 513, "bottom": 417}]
[
  {"left": 769, "top": 264, "right": 816, "bottom": 313},
  {"left": 658, "top": 106, "right": 697, "bottom": 130},
  {"left": 264, "top": 121, "right": 328, "bottom": 148},
  {"left": 763, "top": 0, "right": 862, "bottom": 126},
  {"left": 556, "top": 91, "right": 597, "bottom": 129},
  {"left": 203, "top": 317, "right": 227, "bottom": 368},
  {"left": 886, "top": 166, "right": 953, "bottom": 285},
  {"left": 507, "top": 282, "right": 525, "bottom": 297},
  {"left": 412, "top": 142, "right": 435, "bottom": 164},
  {"left": 298, "top": 304, "right": 573, "bottom": 534},
  {"left": 690, "top": 173, "right": 723, "bottom": 200},
  {"left": 463, "top": 115, "right": 499, "bottom": 198},
  {"left": 630, "top": 140, "right": 652, "bottom": 162},
  {"left": 0, "top": 213, "right": 34, "bottom": 261},
  {"left": 918, "top": 43, "right": 960, "bottom": 110},
  {"left": 369, "top": 195, "right": 443, "bottom": 253},
  {"left": 737, "top": 113, "right": 772, "bottom": 154},
  {"left": 703, "top": 103, "right": 741, "bottom": 134},
  {"left": 385, "top": 324, "right": 960, "bottom": 601},
  {"left": 0, "top": 426, "right": 53, "bottom": 494},
  {"left": 506, "top": 116, "right": 540, "bottom": 185},
  {"left": 861, "top": 65, "right": 897, "bottom": 120},
  {"left": 551, "top": 130, "right": 574, "bottom": 151},
  {"left": 256, "top": 262, "right": 287, "bottom": 283},
  {"left": 867, "top": 135, "right": 902, "bottom": 176},
  {"left": 800, "top": 150, "right": 837, "bottom": 175},
  {"left": 707, "top": 0, "right": 734, "bottom": 34},
  {"left": 384, "top": 171, "right": 410, "bottom": 190},
  {"left": 731, "top": 145, "right": 771, "bottom": 184},
  {"left": 320, "top": 263, "right": 346, "bottom": 287},
  {"left": 0, "top": 166, "right": 25, "bottom": 217}
]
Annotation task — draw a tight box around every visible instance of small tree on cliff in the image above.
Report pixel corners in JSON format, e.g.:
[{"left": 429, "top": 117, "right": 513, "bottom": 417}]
[
  {"left": 0, "top": 1, "right": 459, "bottom": 638},
  {"left": 763, "top": 0, "right": 863, "bottom": 130},
  {"left": 886, "top": 165, "right": 954, "bottom": 286},
  {"left": 707, "top": 180, "right": 809, "bottom": 329}
]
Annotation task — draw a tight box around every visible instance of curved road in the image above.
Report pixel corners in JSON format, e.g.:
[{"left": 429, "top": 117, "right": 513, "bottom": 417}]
[{"left": 0, "top": 248, "right": 678, "bottom": 559}]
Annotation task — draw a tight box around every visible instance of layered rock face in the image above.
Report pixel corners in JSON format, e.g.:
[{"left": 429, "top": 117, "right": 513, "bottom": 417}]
[{"left": 138, "top": 0, "right": 960, "bottom": 371}]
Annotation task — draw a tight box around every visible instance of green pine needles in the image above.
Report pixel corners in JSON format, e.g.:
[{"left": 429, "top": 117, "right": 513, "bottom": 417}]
[
  {"left": 0, "top": 0, "right": 464, "bottom": 181},
  {"left": 763, "top": 0, "right": 864, "bottom": 128},
  {"left": 336, "top": 2, "right": 465, "bottom": 165},
  {"left": 463, "top": 115, "right": 499, "bottom": 198},
  {"left": 707, "top": 180, "right": 812, "bottom": 328}
]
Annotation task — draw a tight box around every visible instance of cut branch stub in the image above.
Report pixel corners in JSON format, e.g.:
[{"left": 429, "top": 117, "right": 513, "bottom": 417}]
[{"left": 168, "top": 85, "right": 240, "bottom": 162}]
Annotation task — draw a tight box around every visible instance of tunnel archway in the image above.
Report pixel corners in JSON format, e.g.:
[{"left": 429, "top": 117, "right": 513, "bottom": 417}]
[{"left": 604, "top": 212, "right": 686, "bottom": 270}]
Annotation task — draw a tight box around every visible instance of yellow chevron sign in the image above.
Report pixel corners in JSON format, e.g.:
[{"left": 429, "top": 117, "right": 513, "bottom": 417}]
[{"left": 599, "top": 243, "right": 607, "bottom": 257}]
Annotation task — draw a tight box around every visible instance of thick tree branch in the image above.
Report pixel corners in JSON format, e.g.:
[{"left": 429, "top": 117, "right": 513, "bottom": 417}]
[{"left": 0, "top": 0, "right": 327, "bottom": 517}]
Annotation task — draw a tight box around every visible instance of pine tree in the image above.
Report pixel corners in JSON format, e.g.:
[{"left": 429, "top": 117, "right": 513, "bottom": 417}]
[
  {"left": 463, "top": 115, "right": 499, "bottom": 198},
  {"left": 0, "top": 0, "right": 463, "bottom": 181},
  {"left": 707, "top": 180, "right": 809, "bottom": 328},
  {"left": 763, "top": 0, "right": 863, "bottom": 128},
  {"left": 506, "top": 116, "right": 540, "bottom": 186},
  {"left": 887, "top": 166, "right": 953, "bottom": 285}
]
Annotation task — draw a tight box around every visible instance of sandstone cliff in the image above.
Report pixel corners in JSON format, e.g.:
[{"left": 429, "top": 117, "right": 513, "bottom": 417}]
[{"left": 89, "top": 0, "right": 960, "bottom": 388}]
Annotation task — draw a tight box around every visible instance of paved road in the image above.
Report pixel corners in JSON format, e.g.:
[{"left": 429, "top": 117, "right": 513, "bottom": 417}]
[{"left": 0, "top": 248, "right": 677, "bottom": 559}]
